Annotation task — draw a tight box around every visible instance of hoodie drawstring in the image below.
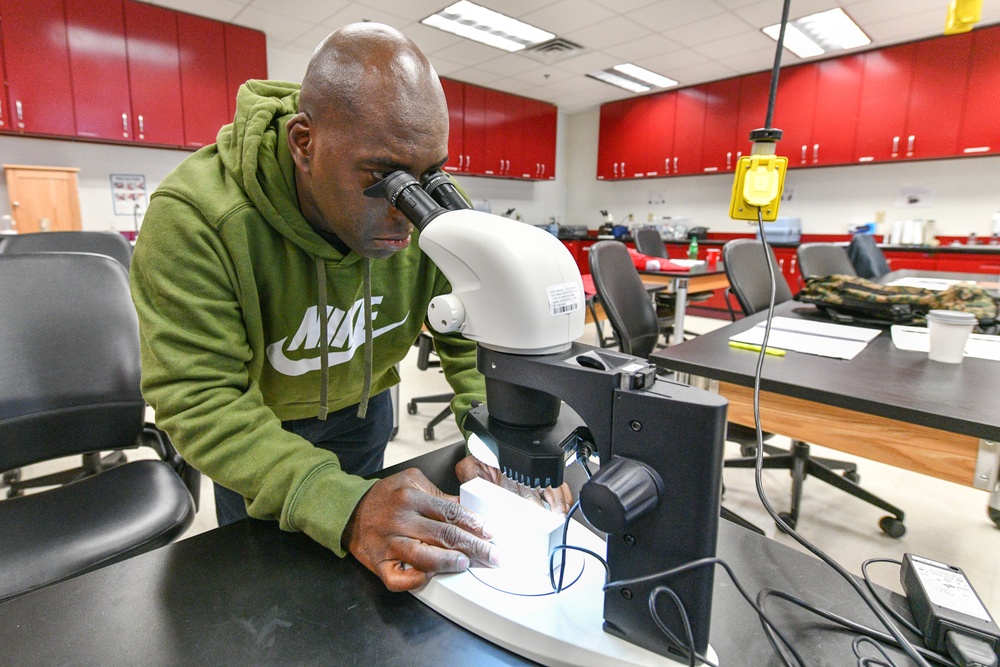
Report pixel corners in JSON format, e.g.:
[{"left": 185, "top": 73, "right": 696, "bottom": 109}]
[
  {"left": 316, "top": 257, "right": 329, "bottom": 420},
  {"left": 356, "top": 258, "right": 373, "bottom": 419}
]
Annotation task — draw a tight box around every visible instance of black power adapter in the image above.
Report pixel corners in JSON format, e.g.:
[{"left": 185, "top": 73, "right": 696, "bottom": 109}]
[{"left": 901, "top": 553, "right": 1000, "bottom": 667}]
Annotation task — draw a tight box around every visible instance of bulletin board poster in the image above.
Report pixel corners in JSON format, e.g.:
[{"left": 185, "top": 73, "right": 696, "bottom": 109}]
[{"left": 110, "top": 174, "right": 148, "bottom": 216}]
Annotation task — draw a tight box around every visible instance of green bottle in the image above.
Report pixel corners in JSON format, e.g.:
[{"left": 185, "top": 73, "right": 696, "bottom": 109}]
[{"left": 687, "top": 236, "right": 699, "bottom": 260}]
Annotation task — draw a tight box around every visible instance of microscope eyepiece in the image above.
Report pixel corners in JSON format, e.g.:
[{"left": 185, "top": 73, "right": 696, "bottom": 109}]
[
  {"left": 422, "top": 171, "right": 472, "bottom": 211},
  {"left": 363, "top": 170, "right": 446, "bottom": 232}
]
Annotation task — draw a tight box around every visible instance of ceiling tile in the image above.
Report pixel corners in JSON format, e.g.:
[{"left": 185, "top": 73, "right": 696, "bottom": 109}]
[
  {"left": 604, "top": 33, "right": 683, "bottom": 62},
  {"left": 587, "top": 0, "right": 659, "bottom": 12},
  {"left": 562, "top": 16, "right": 652, "bottom": 51},
  {"left": 641, "top": 48, "right": 709, "bottom": 73},
  {"left": 551, "top": 51, "right": 620, "bottom": 76},
  {"left": 521, "top": 0, "right": 615, "bottom": 35},
  {"left": 734, "top": 0, "right": 838, "bottom": 28},
  {"left": 448, "top": 66, "right": 507, "bottom": 88},
  {"left": 474, "top": 53, "right": 547, "bottom": 77},
  {"left": 662, "top": 12, "right": 755, "bottom": 48},
  {"left": 286, "top": 26, "right": 338, "bottom": 54},
  {"left": 670, "top": 61, "right": 738, "bottom": 86},
  {"left": 861, "top": 8, "right": 949, "bottom": 45},
  {"left": 248, "top": 0, "right": 348, "bottom": 23},
  {"left": 356, "top": 0, "right": 453, "bottom": 21},
  {"left": 149, "top": 0, "right": 246, "bottom": 22},
  {"left": 693, "top": 29, "right": 774, "bottom": 60},
  {"left": 429, "top": 57, "right": 466, "bottom": 77},
  {"left": 484, "top": 76, "right": 540, "bottom": 95},
  {"left": 402, "top": 22, "right": 464, "bottom": 55},
  {"left": 511, "top": 65, "right": 577, "bottom": 87},
  {"left": 715, "top": 45, "right": 783, "bottom": 75},
  {"left": 625, "top": 1, "right": 726, "bottom": 30},
  {"left": 431, "top": 39, "right": 507, "bottom": 67},
  {"left": 476, "top": 0, "right": 563, "bottom": 19},
  {"left": 319, "top": 4, "right": 412, "bottom": 30},
  {"left": 230, "top": 7, "right": 318, "bottom": 45}
]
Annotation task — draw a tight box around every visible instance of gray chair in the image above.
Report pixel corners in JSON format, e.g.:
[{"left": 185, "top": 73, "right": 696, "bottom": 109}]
[
  {"left": 796, "top": 243, "right": 857, "bottom": 283},
  {"left": 0, "top": 253, "right": 196, "bottom": 602},
  {"left": 633, "top": 226, "right": 704, "bottom": 339},
  {"left": 847, "top": 234, "right": 891, "bottom": 279},
  {"left": 588, "top": 240, "right": 763, "bottom": 535},
  {"left": 720, "top": 239, "right": 905, "bottom": 536}
]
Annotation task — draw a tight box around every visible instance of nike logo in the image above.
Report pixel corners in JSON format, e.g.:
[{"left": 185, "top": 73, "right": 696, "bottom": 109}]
[{"left": 266, "top": 296, "right": 408, "bottom": 376}]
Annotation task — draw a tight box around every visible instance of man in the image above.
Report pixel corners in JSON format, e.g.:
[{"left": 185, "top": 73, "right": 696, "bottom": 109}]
[{"left": 131, "top": 23, "right": 568, "bottom": 593}]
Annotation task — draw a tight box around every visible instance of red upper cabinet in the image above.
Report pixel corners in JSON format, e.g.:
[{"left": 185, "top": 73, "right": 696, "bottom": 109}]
[
  {"left": 771, "top": 64, "right": 818, "bottom": 167},
  {"left": 958, "top": 24, "right": 1000, "bottom": 156},
  {"left": 700, "top": 78, "right": 742, "bottom": 174},
  {"left": 2, "top": 0, "right": 75, "bottom": 136},
  {"left": 177, "top": 13, "right": 228, "bottom": 148},
  {"left": 440, "top": 78, "right": 466, "bottom": 174},
  {"left": 810, "top": 54, "right": 863, "bottom": 166},
  {"left": 0, "top": 16, "right": 9, "bottom": 131},
  {"left": 223, "top": 23, "right": 267, "bottom": 123},
  {"left": 65, "top": 0, "right": 132, "bottom": 142},
  {"left": 854, "top": 43, "right": 915, "bottom": 162},
  {"left": 904, "top": 32, "right": 973, "bottom": 160},
  {"left": 521, "top": 97, "right": 557, "bottom": 180},
  {"left": 736, "top": 71, "right": 771, "bottom": 158},
  {"left": 645, "top": 92, "right": 676, "bottom": 177},
  {"left": 597, "top": 97, "right": 636, "bottom": 179},
  {"left": 460, "top": 83, "right": 490, "bottom": 176},
  {"left": 124, "top": 0, "right": 184, "bottom": 146},
  {"left": 671, "top": 86, "right": 707, "bottom": 175}
]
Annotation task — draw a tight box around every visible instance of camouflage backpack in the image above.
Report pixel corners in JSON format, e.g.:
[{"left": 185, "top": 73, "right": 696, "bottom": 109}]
[{"left": 796, "top": 275, "right": 999, "bottom": 331}]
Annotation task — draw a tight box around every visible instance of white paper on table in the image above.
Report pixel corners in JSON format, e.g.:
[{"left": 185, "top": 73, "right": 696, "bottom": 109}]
[
  {"left": 668, "top": 259, "right": 705, "bottom": 268},
  {"left": 730, "top": 316, "right": 881, "bottom": 360},
  {"left": 885, "top": 277, "right": 964, "bottom": 291},
  {"left": 891, "top": 325, "right": 1000, "bottom": 361}
]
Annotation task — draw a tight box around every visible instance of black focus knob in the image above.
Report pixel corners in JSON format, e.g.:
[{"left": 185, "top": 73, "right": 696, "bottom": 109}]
[{"left": 579, "top": 457, "right": 664, "bottom": 534}]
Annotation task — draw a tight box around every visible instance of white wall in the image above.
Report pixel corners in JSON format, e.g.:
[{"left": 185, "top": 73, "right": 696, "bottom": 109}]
[{"left": 564, "top": 108, "right": 1000, "bottom": 239}]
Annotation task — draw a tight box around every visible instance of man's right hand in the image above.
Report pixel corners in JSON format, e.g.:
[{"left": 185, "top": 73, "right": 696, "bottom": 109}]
[{"left": 342, "top": 468, "right": 499, "bottom": 592}]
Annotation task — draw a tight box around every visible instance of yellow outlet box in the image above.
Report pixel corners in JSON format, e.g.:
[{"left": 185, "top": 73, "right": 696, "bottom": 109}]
[
  {"left": 945, "top": 0, "right": 981, "bottom": 34},
  {"left": 729, "top": 154, "right": 788, "bottom": 221}
]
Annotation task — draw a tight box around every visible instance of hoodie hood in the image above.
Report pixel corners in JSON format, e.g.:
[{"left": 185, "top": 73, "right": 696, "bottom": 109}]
[{"left": 216, "top": 80, "right": 356, "bottom": 263}]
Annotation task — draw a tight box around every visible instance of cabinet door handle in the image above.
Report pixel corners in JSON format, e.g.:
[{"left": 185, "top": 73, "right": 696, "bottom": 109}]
[
  {"left": 122, "top": 113, "right": 130, "bottom": 137},
  {"left": 726, "top": 151, "right": 732, "bottom": 170},
  {"left": 138, "top": 114, "right": 145, "bottom": 134},
  {"left": 621, "top": 161, "right": 625, "bottom": 176},
  {"left": 907, "top": 135, "right": 915, "bottom": 156},
  {"left": 613, "top": 162, "right": 618, "bottom": 177},
  {"left": 790, "top": 258, "right": 797, "bottom": 273},
  {"left": 891, "top": 135, "right": 899, "bottom": 156},
  {"left": 813, "top": 143, "right": 819, "bottom": 163},
  {"left": 664, "top": 158, "right": 670, "bottom": 174},
  {"left": 465, "top": 155, "right": 470, "bottom": 171},
  {"left": 506, "top": 159, "right": 511, "bottom": 173},
  {"left": 779, "top": 258, "right": 785, "bottom": 270},
  {"left": 801, "top": 145, "right": 807, "bottom": 162},
  {"left": 673, "top": 157, "right": 678, "bottom": 171},
  {"left": 16, "top": 100, "right": 23, "bottom": 121},
  {"left": 540, "top": 163, "right": 545, "bottom": 177}
]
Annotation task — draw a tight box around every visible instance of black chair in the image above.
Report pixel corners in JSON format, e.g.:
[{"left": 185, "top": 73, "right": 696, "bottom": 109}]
[
  {"left": 589, "top": 240, "right": 763, "bottom": 535},
  {"left": 633, "top": 226, "right": 704, "bottom": 340},
  {"left": 407, "top": 332, "right": 454, "bottom": 442},
  {"left": 847, "top": 233, "right": 892, "bottom": 279},
  {"left": 0, "top": 231, "right": 136, "bottom": 494},
  {"left": 796, "top": 243, "right": 857, "bottom": 284},
  {"left": 720, "top": 239, "right": 905, "bottom": 536},
  {"left": 0, "top": 253, "right": 197, "bottom": 602}
]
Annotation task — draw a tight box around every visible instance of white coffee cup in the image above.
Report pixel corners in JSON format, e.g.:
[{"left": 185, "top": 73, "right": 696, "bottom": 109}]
[{"left": 926, "top": 310, "right": 976, "bottom": 363}]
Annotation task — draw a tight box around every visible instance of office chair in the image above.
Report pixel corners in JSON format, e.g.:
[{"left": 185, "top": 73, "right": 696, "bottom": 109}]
[
  {"left": 407, "top": 331, "right": 454, "bottom": 442},
  {"left": 0, "top": 230, "right": 136, "bottom": 494},
  {"left": 720, "top": 239, "right": 905, "bottom": 536},
  {"left": 0, "top": 253, "right": 197, "bottom": 602},
  {"left": 847, "top": 233, "right": 892, "bottom": 279},
  {"left": 589, "top": 240, "right": 763, "bottom": 536},
  {"left": 796, "top": 243, "right": 857, "bottom": 284},
  {"left": 633, "top": 226, "right": 705, "bottom": 340}
]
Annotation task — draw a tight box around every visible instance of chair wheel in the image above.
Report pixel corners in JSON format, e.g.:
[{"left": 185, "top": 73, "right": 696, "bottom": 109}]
[
  {"left": 423, "top": 427, "right": 435, "bottom": 441},
  {"left": 777, "top": 512, "right": 796, "bottom": 531},
  {"left": 879, "top": 516, "right": 906, "bottom": 538},
  {"left": 989, "top": 507, "right": 1000, "bottom": 528},
  {"left": 2, "top": 469, "right": 21, "bottom": 485},
  {"left": 843, "top": 470, "right": 860, "bottom": 484},
  {"left": 740, "top": 445, "right": 756, "bottom": 458},
  {"left": 407, "top": 402, "right": 417, "bottom": 415}
]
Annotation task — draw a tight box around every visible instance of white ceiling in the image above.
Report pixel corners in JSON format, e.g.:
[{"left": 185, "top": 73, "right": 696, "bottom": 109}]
[{"left": 150, "top": 0, "right": 1000, "bottom": 112}]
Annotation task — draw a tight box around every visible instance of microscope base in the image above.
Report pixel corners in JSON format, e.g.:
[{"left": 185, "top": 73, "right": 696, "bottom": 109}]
[{"left": 411, "top": 520, "right": 718, "bottom": 666}]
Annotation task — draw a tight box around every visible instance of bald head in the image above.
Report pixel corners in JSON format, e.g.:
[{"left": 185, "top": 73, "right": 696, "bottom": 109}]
[{"left": 300, "top": 23, "right": 446, "bottom": 126}]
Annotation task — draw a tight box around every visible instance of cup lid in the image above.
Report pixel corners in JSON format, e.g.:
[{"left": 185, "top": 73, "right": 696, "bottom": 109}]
[{"left": 926, "top": 309, "right": 977, "bottom": 324}]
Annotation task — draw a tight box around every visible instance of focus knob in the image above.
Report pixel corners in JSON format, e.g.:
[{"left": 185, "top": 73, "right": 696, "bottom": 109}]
[
  {"left": 428, "top": 295, "right": 466, "bottom": 333},
  {"left": 579, "top": 457, "right": 663, "bottom": 534}
]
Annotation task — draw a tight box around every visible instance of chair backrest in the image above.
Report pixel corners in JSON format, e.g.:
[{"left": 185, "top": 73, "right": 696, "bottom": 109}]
[
  {"left": 0, "top": 231, "right": 133, "bottom": 270},
  {"left": 847, "top": 233, "right": 891, "bottom": 279},
  {"left": 722, "top": 239, "right": 794, "bottom": 316},
  {"left": 588, "top": 240, "right": 661, "bottom": 358},
  {"left": 0, "top": 253, "right": 144, "bottom": 472},
  {"left": 796, "top": 243, "right": 857, "bottom": 279},
  {"left": 633, "top": 227, "right": 668, "bottom": 258}
]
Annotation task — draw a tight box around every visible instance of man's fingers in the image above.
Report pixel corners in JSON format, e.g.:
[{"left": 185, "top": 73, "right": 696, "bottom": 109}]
[
  {"left": 375, "top": 560, "right": 429, "bottom": 593},
  {"left": 542, "top": 483, "right": 573, "bottom": 517}
]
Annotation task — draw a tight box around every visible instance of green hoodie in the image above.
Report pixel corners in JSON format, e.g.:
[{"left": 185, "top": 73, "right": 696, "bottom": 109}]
[{"left": 130, "top": 80, "right": 485, "bottom": 556}]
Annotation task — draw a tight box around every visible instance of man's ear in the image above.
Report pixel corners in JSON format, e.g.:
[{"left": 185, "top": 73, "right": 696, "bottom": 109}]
[{"left": 287, "top": 112, "right": 312, "bottom": 173}]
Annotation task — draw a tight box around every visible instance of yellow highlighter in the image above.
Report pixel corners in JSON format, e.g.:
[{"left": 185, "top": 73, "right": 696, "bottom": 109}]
[{"left": 728, "top": 341, "right": 786, "bottom": 357}]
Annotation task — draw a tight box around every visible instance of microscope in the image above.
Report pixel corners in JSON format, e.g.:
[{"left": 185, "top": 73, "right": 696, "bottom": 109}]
[{"left": 366, "top": 172, "right": 728, "bottom": 663}]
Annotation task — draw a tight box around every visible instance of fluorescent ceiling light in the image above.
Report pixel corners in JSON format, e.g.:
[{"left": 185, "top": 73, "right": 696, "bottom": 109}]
[
  {"left": 612, "top": 63, "right": 677, "bottom": 89},
  {"left": 587, "top": 70, "right": 650, "bottom": 94},
  {"left": 421, "top": 1, "right": 554, "bottom": 53},
  {"left": 763, "top": 8, "right": 871, "bottom": 58}
]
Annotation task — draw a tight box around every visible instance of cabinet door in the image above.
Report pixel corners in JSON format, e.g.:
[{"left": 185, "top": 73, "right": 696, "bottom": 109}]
[
  {"left": 500, "top": 92, "right": 522, "bottom": 178},
  {"left": 957, "top": 24, "right": 1000, "bottom": 156},
  {"left": 0, "top": 37, "right": 6, "bottom": 130},
  {"left": 177, "top": 13, "right": 229, "bottom": 148},
  {"left": 461, "top": 83, "right": 491, "bottom": 176},
  {"left": 882, "top": 250, "right": 936, "bottom": 270},
  {"left": 479, "top": 87, "right": 510, "bottom": 177},
  {"left": 224, "top": 23, "right": 267, "bottom": 123},
  {"left": 521, "top": 97, "right": 557, "bottom": 180},
  {"left": 671, "top": 87, "right": 706, "bottom": 175},
  {"left": 440, "top": 78, "right": 465, "bottom": 173},
  {"left": 597, "top": 98, "right": 632, "bottom": 179},
  {"left": 905, "top": 33, "right": 973, "bottom": 160},
  {"left": 2, "top": 0, "right": 75, "bottom": 136},
  {"left": 811, "top": 55, "right": 863, "bottom": 166},
  {"left": 736, "top": 71, "right": 771, "bottom": 159},
  {"left": 66, "top": 0, "right": 132, "bottom": 141},
  {"left": 645, "top": 92, "right": 676, "bottom": 177},
  {"left": 124, "top": 0, "right": 184, "bottom": 146},
  {"left": 854, "top": 43, "right": 915, "bottom": 162},
  {"left": 935, "top": 254, "right": 1000, "bottom": 274},
  {"left": 700, "top": 78, "right": 741, "bottom": 174},
  {"left": 772, "top": 64, "right": 817, "bottom": 167}
]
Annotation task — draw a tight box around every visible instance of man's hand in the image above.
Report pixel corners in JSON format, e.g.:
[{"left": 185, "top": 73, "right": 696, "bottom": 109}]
[
  {"left": 455, "top": 454, "right": 573, "bottom": 517},
  {"left": 343, "top": 468, "right": 498, "bottom": 592}
]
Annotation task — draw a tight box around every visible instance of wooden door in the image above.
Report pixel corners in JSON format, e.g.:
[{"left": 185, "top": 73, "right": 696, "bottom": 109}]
[{"left": 3, "top": 166, "right": 82, "bottom": 233}]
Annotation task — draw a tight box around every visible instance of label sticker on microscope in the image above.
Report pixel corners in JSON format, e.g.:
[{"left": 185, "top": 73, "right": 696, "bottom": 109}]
[{"left": 547, "top": 283, "right": 581, "bottom": 316}]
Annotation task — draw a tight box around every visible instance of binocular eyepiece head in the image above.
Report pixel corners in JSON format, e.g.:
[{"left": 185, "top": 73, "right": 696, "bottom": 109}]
[{"left": 363, "top": 170, "right": 471, "bottom": 231}]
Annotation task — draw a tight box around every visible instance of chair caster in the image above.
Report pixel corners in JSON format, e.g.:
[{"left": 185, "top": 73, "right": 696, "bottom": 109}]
[
  {"left": 407, "top": 402, "right": 417, "bottom": 415},
  {"left": 777, "top": 512, "right": 796, "bottom": 531},
  {"left": 2, "top": 469, "right": 21, "bottom": 486},
  {"left": 879, "top": 516, "right": 906, "bottom": 538},
  {"left": 423, "top": 427, "right": 435, "bottom": 441},
  {"left": 987, "top": 506, "right": 999, "bottom": 528},
  {"left": 843, "top": 470, "right": 861, "bottom": 484}
]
